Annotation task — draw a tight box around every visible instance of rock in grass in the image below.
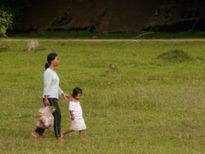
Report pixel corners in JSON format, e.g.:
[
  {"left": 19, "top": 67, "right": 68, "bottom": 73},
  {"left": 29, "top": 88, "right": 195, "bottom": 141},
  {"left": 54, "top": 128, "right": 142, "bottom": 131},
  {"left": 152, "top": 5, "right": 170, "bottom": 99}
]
[
  {"left": 157, "top": 49, "right": 193, "bottom": 63},
  {"left": 107, "top": 64, "right": 118, "bottom": 71},
  {"left": 27, "top": 40, "right": 39, "bottom": 51}
]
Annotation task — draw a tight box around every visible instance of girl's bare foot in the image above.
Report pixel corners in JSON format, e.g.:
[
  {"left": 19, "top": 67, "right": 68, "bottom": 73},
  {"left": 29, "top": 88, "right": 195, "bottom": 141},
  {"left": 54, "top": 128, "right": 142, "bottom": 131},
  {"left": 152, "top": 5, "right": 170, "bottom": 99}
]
[
  {"left": 32, "top": 132, "right": 40, "bottom": 140},
  {"left": 79, "top": 130, "right": 84, "bottom": 140},
  {"left": 56, "top": 137, "right": 65, "bottom": 142},
  {"left": 61, "top": 133, "right": 64, "bottom": 139}
]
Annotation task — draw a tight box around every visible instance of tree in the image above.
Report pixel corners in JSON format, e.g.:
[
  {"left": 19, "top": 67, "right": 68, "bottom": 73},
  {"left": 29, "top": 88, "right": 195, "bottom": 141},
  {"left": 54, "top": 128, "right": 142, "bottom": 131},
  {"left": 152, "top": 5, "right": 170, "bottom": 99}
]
[{"left": 0, "top": 8, "right": 13, "bottom": 37}]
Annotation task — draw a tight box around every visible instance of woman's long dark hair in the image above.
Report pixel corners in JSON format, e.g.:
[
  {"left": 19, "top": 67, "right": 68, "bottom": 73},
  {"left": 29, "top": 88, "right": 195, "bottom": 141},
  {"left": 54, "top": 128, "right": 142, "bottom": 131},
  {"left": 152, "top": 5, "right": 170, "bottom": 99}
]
[{"left": 45, "top": 53, "right": 58, "bottom": 70}]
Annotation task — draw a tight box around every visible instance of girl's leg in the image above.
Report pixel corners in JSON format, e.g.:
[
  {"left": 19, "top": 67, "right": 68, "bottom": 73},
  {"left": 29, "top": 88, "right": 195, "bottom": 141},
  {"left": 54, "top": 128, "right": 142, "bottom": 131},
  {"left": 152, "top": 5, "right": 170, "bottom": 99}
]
[
  {"left": 79, "top": 130, "right": 84, "bottom": 140},
  {"left": 62, "top": 129, "right": 73, "bottom": 138}
]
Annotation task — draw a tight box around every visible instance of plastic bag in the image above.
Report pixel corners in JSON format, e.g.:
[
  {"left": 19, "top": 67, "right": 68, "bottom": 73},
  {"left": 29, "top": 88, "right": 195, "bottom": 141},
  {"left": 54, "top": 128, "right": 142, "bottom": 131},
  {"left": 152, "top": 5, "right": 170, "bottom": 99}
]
[{"left": 36, "top": 106, "right": 54, "bottom": 128}]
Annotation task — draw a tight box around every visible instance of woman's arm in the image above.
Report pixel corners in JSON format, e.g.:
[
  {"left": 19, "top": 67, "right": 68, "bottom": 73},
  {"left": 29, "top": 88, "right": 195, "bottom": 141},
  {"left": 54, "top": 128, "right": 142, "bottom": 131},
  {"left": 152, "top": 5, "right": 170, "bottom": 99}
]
[
  {"left": 43, "top": 71, "right": 52, "bottom": 106},
  {"left": 58, "top": 87, "right": 64, "bottom": 96},
  {"left": 59, "top": 87, "right": 70, "bottom": 101},
  {"left": 44, "top": 95, "right": 50, "bottom": 106}
]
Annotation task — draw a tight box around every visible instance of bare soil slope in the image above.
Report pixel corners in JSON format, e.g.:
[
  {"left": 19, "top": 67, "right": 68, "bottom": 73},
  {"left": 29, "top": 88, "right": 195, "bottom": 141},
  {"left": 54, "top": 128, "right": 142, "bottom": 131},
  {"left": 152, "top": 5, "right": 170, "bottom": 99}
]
[{"left": 19, "top": 0, "right": 205, "bottom": 32}]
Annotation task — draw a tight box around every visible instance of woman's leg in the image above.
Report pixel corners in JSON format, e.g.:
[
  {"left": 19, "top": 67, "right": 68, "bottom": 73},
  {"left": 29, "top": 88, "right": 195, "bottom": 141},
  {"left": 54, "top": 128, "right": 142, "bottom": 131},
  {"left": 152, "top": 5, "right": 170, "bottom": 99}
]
[
  {"left": 32, "top": 128, "right": 44, "bottom": 140},
  {"left": 49, "top": 98, "right": 61, "bottom": 139},
  {"left": 32, "top": 99, "right": 47, "bottom": 139}
]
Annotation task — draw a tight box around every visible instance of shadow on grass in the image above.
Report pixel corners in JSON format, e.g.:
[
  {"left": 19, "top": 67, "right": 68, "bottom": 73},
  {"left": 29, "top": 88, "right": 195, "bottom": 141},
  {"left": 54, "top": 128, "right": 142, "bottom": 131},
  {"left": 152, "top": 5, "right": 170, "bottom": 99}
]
[{"left": 0, "top": 46, "right": 9, "bottom": 52}]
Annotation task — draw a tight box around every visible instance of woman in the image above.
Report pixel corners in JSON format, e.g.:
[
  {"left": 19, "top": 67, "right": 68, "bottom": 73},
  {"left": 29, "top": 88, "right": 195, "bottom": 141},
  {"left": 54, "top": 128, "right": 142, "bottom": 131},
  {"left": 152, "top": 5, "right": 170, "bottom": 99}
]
[{"left": 32, "top": 53, "right": 70, "bottom": 141}]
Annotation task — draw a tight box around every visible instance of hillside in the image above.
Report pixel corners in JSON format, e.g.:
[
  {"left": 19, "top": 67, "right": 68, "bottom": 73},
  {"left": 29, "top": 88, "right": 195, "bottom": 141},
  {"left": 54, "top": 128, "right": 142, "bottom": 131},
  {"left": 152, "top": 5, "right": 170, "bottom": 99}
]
[{"left": 15, "top": 0, "right": 205, "bottom": 32}]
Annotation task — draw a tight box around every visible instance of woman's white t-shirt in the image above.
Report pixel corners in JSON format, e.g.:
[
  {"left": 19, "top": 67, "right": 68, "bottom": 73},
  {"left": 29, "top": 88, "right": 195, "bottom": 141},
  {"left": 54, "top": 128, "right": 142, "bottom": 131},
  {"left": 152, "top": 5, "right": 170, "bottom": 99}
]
[
  {"left": 69, "top": 101, "right": 83, "bottom": 119},
  {"left": 43, "top": 68, "right": 63, "bottom": 99}
]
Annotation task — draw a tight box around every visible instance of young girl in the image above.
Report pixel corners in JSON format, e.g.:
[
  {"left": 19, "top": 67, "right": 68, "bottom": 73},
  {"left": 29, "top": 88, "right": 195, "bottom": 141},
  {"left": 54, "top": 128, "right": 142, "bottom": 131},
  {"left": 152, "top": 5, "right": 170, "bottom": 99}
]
[{"left": 62, "top": 87, "right": 86, "bottom": 139}]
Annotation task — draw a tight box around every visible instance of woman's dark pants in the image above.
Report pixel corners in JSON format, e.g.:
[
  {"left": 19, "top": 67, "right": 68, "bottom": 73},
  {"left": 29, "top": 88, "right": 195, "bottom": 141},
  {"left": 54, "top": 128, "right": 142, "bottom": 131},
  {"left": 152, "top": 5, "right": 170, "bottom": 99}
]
[{"left": 35, "top": 98, "right": 61, "bottom": 138}]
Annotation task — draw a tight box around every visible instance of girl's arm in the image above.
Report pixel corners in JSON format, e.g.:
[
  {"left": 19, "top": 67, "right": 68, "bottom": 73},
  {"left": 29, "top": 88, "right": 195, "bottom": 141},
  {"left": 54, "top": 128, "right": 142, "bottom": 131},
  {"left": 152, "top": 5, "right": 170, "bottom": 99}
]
[{"left": 69, "top": 111, "right": 75, "bottom": 120}]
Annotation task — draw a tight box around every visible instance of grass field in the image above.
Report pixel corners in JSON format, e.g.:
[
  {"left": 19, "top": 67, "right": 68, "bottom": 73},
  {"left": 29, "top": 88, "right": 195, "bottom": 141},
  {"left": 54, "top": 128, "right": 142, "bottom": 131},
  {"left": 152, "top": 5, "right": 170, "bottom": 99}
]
[{"left": 0, "top": 40, "right": 205, "bottom": 153}]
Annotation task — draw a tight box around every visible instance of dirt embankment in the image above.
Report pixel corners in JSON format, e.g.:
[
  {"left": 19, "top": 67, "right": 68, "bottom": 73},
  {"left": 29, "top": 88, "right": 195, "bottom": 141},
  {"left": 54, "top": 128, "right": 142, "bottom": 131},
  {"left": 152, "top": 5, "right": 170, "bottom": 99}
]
[{"left": 17, "top": 0, "right": 205, "bottom": 32}]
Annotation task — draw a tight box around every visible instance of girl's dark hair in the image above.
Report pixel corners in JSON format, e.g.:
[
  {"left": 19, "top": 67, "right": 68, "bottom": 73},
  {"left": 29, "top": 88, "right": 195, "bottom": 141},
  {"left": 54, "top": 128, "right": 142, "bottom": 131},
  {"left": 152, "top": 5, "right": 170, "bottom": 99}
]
[
  {"left": 45, "top": 53, "right": 58, "bottom": 70},
  {"left": 72, "top": 87, "right": 83, "bottom": 98}
]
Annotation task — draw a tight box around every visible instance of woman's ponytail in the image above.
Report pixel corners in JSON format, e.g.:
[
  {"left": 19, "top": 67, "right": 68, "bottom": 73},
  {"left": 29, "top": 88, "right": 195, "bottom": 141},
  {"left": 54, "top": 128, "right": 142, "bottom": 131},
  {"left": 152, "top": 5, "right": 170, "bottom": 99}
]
[
  {"left": 45, "top": 62, "right": 50, "bottom": 70},
  {"left": 44, "top": 53, "right": 58, "bottom": 70}
]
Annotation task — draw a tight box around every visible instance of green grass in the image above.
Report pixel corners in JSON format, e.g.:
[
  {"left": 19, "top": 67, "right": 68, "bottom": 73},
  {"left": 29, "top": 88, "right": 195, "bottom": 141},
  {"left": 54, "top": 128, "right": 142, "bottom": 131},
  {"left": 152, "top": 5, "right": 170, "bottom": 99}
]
[
  {"left": 5, "top": 30, "right": 205, "bottom": 39},
  {"left": 0, "top": 40, "right": 205, "bottom": 153}
]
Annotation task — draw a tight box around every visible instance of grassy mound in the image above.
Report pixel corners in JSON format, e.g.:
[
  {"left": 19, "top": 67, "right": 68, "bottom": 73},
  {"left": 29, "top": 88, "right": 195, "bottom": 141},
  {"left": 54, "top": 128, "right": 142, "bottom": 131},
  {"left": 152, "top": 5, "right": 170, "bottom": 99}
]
[{"left": 157, "top": 49, "right": 193, "bottom": 63}]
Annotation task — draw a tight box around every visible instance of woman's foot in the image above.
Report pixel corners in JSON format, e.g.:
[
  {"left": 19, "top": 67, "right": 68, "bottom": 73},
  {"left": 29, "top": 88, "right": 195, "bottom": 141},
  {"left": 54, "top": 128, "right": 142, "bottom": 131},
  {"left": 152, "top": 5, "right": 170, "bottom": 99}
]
[
  {"left": 32, "top": 132, "right": 40, "bottom": 140},
  {"left": 56, "top": 137, "right": 65, "bottom": 142}
]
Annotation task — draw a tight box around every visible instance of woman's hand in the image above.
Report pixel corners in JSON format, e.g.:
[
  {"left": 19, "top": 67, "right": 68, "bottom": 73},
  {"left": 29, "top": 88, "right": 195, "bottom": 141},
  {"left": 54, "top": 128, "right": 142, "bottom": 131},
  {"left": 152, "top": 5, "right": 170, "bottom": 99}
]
[
  {"left": 44, "top": 96, "right": 50, "bottom": 106},
  {"left": 62, "top": 93, "right": 70, "bottom": 102}
]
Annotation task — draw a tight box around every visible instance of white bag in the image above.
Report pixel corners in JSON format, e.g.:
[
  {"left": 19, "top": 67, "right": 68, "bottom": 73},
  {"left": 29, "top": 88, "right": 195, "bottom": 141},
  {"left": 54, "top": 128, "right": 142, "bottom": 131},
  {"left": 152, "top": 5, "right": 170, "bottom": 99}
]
[{"left": 36, "top": 106, "right": 54, "bottom": 128}]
